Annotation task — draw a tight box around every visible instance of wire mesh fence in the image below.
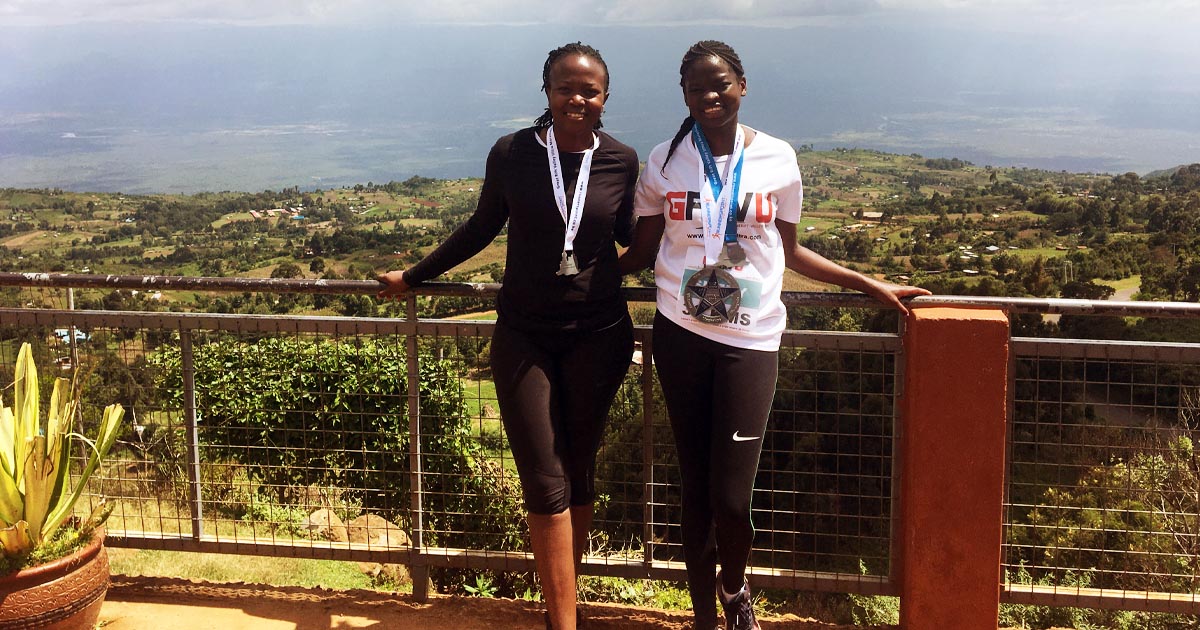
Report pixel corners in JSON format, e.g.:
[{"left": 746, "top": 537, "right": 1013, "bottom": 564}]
[
  {"left": 1005, "top": 337, "right": 1200, "bottom": 613},
  {"left": 0, "top": 296, "right": 900, "bottom": 598},
  {"left": 7, "top": 273, "right": 1200, "bottom": 615}
]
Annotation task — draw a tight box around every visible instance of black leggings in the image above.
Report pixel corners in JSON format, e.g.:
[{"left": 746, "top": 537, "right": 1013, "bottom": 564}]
[
  {"left": 652, "top": 312, "right": 778, "bottom": 617},
  {"left": 490, "top": 316, "right": 634, "bottom": 515}
]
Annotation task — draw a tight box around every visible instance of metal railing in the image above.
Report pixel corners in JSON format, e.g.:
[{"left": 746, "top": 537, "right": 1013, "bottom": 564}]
[
  {"left": 2, "top": 272, "right": 1200, "bottom": 616},
  {"left": 0, "top": 273, "right": 902, "bottom": 601},
  {"left": 1005, "top": 336, "right": 1200, "bottom": 613}
]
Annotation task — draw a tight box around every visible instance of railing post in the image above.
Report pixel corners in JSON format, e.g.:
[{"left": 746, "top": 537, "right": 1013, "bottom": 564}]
[
  {"left": 180, "top": 330, "right": 205, "bottom": 541},
  {"left": 888, "top": 314, "right": 907, "bottom": 589},
  {"left": 640, "top": 331, "right": 655, "bottom": 573},
  {"left": 898, "top": 307, "right": 1008, "bottom": 630},
  {"left": 405, "top": 294, "right": 430, "bottom": 601}
]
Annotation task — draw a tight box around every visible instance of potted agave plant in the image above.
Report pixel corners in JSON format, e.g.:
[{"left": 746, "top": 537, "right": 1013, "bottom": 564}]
[{"left": 0, "top": 342, "right": 124, "bottom": 629}]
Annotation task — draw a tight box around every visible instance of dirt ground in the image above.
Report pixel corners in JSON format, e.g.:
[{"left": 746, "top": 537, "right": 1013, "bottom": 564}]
[{"left": 99, "top": 575, "right": 877, "bottom": 630}]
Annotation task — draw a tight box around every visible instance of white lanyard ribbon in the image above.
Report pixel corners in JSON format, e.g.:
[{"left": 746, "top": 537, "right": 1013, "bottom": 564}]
[
  {"left": 546, "top": 126, "right": 596, "bottom": 258},
  {"left": 695, "top": 125, "right": 745, "bottom": 265}
]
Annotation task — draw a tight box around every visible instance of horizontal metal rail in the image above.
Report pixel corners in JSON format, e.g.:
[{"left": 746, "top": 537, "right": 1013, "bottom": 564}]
[
  {"left": 1004, "top": 584, "right": 1200, "bottom": 614},
  {"left": 8, "top": 271, "right": 1200, "bottom": 317}
]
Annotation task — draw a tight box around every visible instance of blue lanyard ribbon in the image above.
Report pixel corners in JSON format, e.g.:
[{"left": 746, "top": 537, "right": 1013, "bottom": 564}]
[{"left": 692, "top": 124, "right": 744, "bottom": 248}]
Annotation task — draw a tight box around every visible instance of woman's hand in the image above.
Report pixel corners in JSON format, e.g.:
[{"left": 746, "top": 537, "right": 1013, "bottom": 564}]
[
  {"left": 618, "top": 215, "right": 665, "bottom": 275},
  {"left": 376, "top": 269, "right": 411, "bottom": 299},
  {"left": 861, "top": 279, "right": 931, "bottom": 316}
]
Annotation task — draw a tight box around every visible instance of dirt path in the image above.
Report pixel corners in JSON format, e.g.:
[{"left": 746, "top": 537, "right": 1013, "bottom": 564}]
[
  {"left": 0, "top": 230, "right": 44, "bottom": 248},
  {"left": 1043, "top": 283, "right": 1140, "bottom": 325},
  {"left": 1112, "top": 286, "right": 1137, "bottom": 301},
  {"left": 101, "top": 575, "right": 871, "bottom": 630}
]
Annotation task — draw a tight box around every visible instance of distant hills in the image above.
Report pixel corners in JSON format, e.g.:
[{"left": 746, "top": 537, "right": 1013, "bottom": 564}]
[{"left": 3, "top": 23, "right": 1200, "bottom": 193}]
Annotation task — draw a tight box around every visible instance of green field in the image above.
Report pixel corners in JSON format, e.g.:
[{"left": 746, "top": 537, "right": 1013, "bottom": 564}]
[
  {"left": 108, "top": 549, "right": 408, "bottom": 592},
  {"left": 1098, "top": 275, "right": 1142, "bottom": 294}
]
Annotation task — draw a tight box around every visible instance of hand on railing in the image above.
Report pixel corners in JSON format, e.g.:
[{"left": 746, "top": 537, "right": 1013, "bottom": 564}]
[
  {"left": 862, "top": 279, "right": 932, "bottom": 316},
  {"left": 376, "top": 270, "right": 411, "bottom": 300}
]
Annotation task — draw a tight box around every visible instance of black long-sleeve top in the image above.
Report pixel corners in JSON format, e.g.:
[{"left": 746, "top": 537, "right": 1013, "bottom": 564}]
[{"left": 404, "top": 127, "right": 639, "bottom": 333}]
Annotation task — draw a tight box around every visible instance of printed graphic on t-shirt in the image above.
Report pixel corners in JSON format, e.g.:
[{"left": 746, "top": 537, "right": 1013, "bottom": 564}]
[
  {"left": 665, "top": 190, "right": 777, "bottom": 224},
  {"left": 634, "top": 129, "right": 803, "bottom": 352},
  {"left": 678, "top": 247, "right": 764, "bottom": 330}
]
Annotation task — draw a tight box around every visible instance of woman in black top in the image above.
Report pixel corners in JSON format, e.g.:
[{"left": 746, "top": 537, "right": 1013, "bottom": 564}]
[{"left": 378, "top": 42, "right": 638, "bottom": 630}]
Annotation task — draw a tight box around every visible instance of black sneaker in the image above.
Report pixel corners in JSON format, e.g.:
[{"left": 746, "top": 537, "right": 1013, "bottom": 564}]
[{"left": 719, "top": 583, "right": 760, "bottom": 630}]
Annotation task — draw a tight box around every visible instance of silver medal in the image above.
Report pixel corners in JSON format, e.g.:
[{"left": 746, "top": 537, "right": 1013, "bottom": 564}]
[
  {"left": 557, "top": 251, "right": 580, "bottom": 276},
  {"left": 684, "top": 266, "right": 742, "bottom": 324},
  {"left": 715, "top": 242, "right": 747, "bottom": 268},
  {"left": 545, "top": 127, "right": 595, "bottom": 282}
]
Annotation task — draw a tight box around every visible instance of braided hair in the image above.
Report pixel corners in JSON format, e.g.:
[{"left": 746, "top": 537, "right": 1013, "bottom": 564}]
[
  {"left": 533, "top": 42, "right": 609, "bottom": 130},
  {"left": 661, "top": 40, "right": 746, "bottom": 175}
]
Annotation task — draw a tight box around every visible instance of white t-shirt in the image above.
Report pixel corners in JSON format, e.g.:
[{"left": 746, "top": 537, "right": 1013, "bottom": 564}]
[{"left": 634, "top": 127, "right": 802, "bottom": 351}]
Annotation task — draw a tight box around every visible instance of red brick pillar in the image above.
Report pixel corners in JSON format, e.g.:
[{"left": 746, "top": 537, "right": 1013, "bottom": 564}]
[{"left": 898, "top": 307, "right": 1009, "bottom": 630}]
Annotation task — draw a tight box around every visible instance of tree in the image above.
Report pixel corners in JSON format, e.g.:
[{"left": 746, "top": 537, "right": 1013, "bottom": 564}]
[
  {"left": 271, "top": 261, "right": 303, "bottom": 279},
  {"left": 1013, "top": 434, "right": 1200, "bottom": 594},
  {"left": 148, "top": 337, "right": 523, "bottom": 554}
]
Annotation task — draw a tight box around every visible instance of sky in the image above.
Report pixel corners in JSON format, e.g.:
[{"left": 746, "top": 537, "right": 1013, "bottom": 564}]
[
  {"left": 1, "top": 0, "right": 1197, "bottom": 32},
  {"left": 3, "top": 1, "right": 1198, "bottom": 58},
  {"left": 2, "top": 0, "right": 1198, "bottom": 191}
]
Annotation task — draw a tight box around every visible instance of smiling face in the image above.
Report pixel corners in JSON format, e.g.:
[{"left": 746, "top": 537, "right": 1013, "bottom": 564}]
[
  {"left": 681, "top": 54, "right": 746, "bottom": 138},
  {"left": 545, "top": 53, "right": 608, "bottom": 134}
]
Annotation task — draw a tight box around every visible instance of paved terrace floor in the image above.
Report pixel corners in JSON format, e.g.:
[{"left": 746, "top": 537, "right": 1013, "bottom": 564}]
[{"left": 99, "top": 575, "right": 872, "bottom": 630}]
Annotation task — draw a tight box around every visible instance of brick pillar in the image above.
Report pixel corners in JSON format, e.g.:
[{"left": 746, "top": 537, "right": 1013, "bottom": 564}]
[{"left": 898, "top": 307, "right": 1009, "bottom": 630}]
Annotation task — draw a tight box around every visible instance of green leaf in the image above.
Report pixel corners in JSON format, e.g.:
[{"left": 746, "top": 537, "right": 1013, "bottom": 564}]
[
  {"left": 0, "top": 406, "right": 15, "bottom": 480},
  {"left": 45, "top": 378, "right": 71, "bottom": 458},
  {"left": 48, "top": 415, "right": 73, "bottom": 519},
  {"left": 42, "top": 403, "right": 124, "bottom": 542},
  {"left": 21, "top": 435, "right": 54, "bottom": 546},
  {"left": 0, "top": 520, "right": 33, "bottom": 557},
  {"left": 77, "top": 499, "right": 114, "bottom": 541},
  {"left": 0, "top": 467, "right": 22, "bottom": 526},
  {"left": 12, "top": 343, "right": 40, "bottom": 491}
]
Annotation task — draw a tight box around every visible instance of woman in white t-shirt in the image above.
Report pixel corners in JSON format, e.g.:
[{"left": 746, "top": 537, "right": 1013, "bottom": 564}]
[{"left": 619, "top": 40, "right": 929, "bottom": 630}]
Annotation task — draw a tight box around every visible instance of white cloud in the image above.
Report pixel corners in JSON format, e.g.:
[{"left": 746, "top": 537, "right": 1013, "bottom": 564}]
[
  {"left": 877, "top": 0, "right": 1200, "bottom": 26},
  {"left": 3, "top": 0, "right": 884, "bottom": 26},
  {"left": 1, "top": 0, "right": 1198, "bottom": 30},
  {"left": 0, "top": 0, "right": 561, "bottom": 25},
  {"left": 600, "top": 0, "right": 881, "bottom": 23}
]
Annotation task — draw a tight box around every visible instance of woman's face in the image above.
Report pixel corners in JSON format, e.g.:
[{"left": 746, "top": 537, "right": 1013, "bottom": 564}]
[
  {"left": 682, "top": 54, "right": 746, "bottom": 135},
  {"left": 545, "top": 54, "right": 608, "bottom": 134}
]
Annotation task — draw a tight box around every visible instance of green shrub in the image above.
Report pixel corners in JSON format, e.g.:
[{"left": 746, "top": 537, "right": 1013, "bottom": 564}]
[{"left": 149, "top": 335, "right": 524, "bottom": 555}]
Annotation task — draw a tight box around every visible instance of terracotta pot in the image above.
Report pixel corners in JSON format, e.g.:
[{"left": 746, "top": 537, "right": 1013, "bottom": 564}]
[{"left": 0, "top": 531, "right": 109, "bottom": 630}]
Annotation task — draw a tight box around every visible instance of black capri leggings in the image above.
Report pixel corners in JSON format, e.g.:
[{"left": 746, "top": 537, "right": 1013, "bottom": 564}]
[
  {"left": 489, "top": 315, "right": 634, "bottom": 515},
  {"left": 652, "top": 312, "right": 778, "bottom": 617}
]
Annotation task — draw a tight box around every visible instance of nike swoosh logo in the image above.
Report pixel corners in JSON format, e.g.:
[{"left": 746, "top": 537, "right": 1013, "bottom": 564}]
[{"left": 732, "top": 431, "right": 760, "bottom": 442}]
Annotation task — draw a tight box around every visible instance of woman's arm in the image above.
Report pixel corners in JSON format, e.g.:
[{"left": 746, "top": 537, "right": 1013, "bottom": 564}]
[
  {"left": 776, "top": 218, "right": 930, "bottom": 314},
  {"left": 378, "top": 141, "right": 511, "bottom": 299},
  {"left": 377, "top": 209, "right": 507, "bottom": 298},
  {"left": 618, "top": 214, "right": 665, "bottom": 275}
]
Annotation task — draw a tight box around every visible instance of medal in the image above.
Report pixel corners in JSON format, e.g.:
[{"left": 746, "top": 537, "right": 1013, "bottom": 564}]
[
  {"left": 557, "top": 251, "right": 580, "bottom": 276},
  {"left": 684, "top": 266, "right": 742, "bottom": 324},
  {"left": 545, "top": 126, "right": 596, "bottom": 277},
  {"left": 715, "top": 242, "right": 747, "bottom": 267}
]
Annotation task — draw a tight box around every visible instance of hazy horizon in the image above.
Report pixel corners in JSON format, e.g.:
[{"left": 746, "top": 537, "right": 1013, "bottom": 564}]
[{"left": 2, "top": 9, "right": 1199, "bottom": 193}]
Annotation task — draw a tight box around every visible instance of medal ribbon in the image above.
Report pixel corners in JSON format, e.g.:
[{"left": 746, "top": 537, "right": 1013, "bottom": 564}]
[
  {"left": 546, "top": 126, "right": 597, "bottom": 261},
  {"left": 693, "top": 124, "right": 745, "bottom": 265}
]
